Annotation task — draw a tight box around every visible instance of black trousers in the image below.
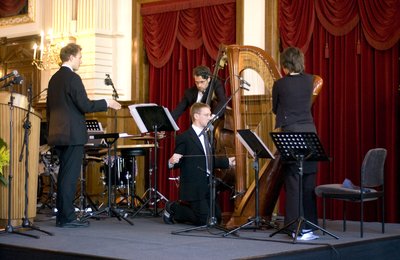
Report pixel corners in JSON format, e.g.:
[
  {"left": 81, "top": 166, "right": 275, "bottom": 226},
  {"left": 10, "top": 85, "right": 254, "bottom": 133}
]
[
  {"left": 55, "top": 145, "right": 84, "bottom": 225},
  {"left": 283, "top": 163, "right": 318, "bottom": 231},
  {"left": 170, "top": 196, "right": 221, "bottom": 226}
]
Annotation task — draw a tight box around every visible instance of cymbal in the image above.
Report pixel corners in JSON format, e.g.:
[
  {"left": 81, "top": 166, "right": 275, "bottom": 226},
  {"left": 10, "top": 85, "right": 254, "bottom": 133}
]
[
  {"left": 117, "top": 144, "right": 155, "bottom": 149},
  {"left": 129, "top": 135, "right": 155, "bottom": 141},
  {"left": 98, "top": 144, "right": 156, "bottom": 154}
]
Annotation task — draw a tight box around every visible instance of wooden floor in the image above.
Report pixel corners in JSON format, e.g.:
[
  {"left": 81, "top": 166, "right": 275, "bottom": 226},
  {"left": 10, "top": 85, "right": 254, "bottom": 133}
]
[{"left": 1, "top": 207, "right": 400, "bottom": 260}]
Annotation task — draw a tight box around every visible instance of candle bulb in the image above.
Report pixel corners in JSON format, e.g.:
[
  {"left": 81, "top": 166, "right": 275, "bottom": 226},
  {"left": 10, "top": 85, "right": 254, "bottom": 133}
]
[
  {"left": 48, "top": 29, "right": 53, "bottom": 44},
  {"left": 33, "top": 43, "right": 37, "bottom": 60},
  {"left": 40, "top": 44, "right": 44, "bottom": 61}
]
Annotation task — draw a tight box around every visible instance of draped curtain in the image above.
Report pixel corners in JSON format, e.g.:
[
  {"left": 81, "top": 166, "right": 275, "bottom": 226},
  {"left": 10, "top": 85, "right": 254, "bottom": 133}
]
[
  {"left": 279, "top": 0, "right": 399, "bottom": 222},
  {"left": 141, "top": 0, "right": 236, "bottom": 205}
]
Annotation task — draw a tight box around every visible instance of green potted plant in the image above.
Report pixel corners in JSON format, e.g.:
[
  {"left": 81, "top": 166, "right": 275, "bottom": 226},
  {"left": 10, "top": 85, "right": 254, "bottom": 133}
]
[{"left": 0, "top": 137, "right": 9, "bottom": 186}]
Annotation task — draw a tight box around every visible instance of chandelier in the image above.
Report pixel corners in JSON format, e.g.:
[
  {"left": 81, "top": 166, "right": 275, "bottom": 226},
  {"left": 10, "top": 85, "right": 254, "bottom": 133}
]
[{"left": 32, "top": 30, "right": 65, "bottom": 70}]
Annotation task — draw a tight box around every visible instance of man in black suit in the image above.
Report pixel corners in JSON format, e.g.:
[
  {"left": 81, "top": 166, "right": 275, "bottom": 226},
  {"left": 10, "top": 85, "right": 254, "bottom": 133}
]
[
  {"left": 47, "top": 43, "right": 121, "bottom": 228},
  {"left": 171, "top": 65, "right": 227, "bottom": 121},
  {"left": 164, "top": 102, "right": 235, "bottom": 225}
]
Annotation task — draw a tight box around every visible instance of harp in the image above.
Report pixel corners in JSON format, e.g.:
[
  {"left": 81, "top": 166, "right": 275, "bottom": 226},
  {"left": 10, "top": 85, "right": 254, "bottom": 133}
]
[{"left": 220, "top": 45, "right": 323, "bottom": 227}]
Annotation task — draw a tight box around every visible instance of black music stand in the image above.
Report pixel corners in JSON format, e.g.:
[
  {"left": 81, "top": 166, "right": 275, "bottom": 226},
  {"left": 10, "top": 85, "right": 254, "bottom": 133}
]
[
  {"left": 82, "top": 133, "right": 133, "bottom": 225},
  {"left": 268, "top": 132, "right": 338, "bottom": 242},
  {"left": 129, "top": 104, "right": 179, "bottom": 217},
  {"left": 224, "top": 129, "right": 275, "bottom": 236}
]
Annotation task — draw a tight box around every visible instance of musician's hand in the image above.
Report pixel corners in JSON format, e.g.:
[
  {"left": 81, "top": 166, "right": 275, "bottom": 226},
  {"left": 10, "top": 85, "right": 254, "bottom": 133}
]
[
  {"left": 157, "top": 131, "right": 166, "bottom": 139},
  {"left": 169, "top": 153, "right": 183, "bottom": 165},
  {"left": 107, "top": 99, "right": 122, "bottom": 110},
  {"left": 228, "top": 157, "right": 236, "bottom": 167}
]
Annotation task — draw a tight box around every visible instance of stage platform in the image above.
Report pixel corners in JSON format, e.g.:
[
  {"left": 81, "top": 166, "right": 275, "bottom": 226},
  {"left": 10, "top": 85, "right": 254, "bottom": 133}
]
[{"left": 1, "top": 208, "right": 399, "bottom": 260}]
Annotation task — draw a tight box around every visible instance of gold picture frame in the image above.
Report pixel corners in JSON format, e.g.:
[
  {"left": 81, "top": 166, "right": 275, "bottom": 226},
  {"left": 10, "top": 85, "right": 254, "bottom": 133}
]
[{"left": 0, "top": 0, "right": 36, "bottom": 27}]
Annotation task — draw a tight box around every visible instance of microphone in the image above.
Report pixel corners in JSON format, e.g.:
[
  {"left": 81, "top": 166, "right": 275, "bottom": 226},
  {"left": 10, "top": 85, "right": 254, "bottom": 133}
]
[
  {"left": 234, "top": 74, "right": 251, "bottom": 90},
  {"left": 13, "top": 75, "right": 24, "bottom": 85},
  {"left": 104, "top": 74, "right": 119, "bottom": 99},
  {"left": 104, "top": 74, "right": 113, "bottom": 86},
  {"left": 0, "top": 70, "right": 18, "bottom": 82},
  {"left": 208, "top": 115, "right": 219, "bottom": 126}
]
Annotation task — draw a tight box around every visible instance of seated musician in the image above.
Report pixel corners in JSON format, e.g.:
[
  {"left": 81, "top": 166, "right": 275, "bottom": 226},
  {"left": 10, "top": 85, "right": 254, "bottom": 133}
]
[
  {"left": 163, "top": 103, "right": 235, "bottom": 225},
  {"left": 170, "top": 65, "right": 227, "bottom": 121}
]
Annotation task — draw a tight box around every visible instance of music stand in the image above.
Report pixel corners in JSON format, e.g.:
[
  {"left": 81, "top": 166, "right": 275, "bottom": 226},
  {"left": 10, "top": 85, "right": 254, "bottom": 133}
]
[
  {"left": 268, "top": 132, "right": 338, "bottom": 242},
  {"left": 81, "top": 133, "right": 133, "bottom": 225},
  {"left": 129, "top": 104, "right": 179, "bottom": 217},
  {"left": 224, "top": 129, "right": 274, "bottom": 236}
]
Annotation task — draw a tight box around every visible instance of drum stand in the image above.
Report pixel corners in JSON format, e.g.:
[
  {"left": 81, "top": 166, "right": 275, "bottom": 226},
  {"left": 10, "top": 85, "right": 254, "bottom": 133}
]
[
  {"left": 82, "top": 134, "right": 133, "bottom": 225},
  {"left": 1, "top": 82, "right": 52, "bottom": 238}
]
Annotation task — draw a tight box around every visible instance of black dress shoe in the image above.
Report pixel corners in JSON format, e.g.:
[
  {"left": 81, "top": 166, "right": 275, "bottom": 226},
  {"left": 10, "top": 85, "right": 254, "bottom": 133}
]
[
  {"left": 162, "top": 201, "right": 175, "bottom": 224},
  {"left": 56, "top": 219, "right": 90, "bottom": 228}
]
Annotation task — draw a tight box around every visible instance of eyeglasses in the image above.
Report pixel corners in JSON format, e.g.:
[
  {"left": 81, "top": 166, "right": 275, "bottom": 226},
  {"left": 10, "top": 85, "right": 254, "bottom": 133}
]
[
  {"left": 196, "top": 113, "right": 211, "bottom": 118},
  {"left": 194, "top": 80, "right": 207, "bottom": 85}
]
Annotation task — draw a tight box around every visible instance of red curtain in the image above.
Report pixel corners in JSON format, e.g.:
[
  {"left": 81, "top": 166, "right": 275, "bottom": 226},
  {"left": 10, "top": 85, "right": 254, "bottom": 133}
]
[
  {"left": 279, "top": 0, "right": 400, "bottom": 222},
  {"left": 141, "top": 0, "right": 236, "bottom": 205}
]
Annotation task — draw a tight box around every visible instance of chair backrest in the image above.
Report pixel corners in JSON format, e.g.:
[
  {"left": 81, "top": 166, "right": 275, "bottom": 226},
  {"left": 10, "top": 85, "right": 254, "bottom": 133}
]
[{"left": 361, "top": 148, "right": 387, "bottom": 188}]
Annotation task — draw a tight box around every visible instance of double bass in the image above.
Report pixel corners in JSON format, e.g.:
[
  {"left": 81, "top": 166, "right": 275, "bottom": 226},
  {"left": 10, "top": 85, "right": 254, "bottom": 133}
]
[{"left": 211, "top": 45, "right": 323, "bottom": 227}]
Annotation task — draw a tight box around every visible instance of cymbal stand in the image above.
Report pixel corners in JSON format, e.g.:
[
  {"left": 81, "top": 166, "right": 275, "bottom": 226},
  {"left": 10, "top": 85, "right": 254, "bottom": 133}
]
[
  {"left": 0, "top": 81, "right": 48, "bottom": 238},
  {"left": 131, "top": 126, "right": 168, "bottom": 217},
  {"left": 82, "top": 135, "right": 133, "bottom": 225}
]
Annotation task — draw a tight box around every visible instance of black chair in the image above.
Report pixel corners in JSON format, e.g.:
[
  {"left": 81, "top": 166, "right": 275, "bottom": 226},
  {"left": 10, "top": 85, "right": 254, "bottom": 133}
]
[{"left": 315, "top": 148, "right": 387, "bottom": 238}]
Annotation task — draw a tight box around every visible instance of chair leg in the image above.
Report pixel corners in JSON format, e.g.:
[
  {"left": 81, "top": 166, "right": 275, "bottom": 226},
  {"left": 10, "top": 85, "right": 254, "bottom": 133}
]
[
  {"left": 382, "top": 195, "right": 385, "bottom": 234},
  {"left": 323, "top": 196, "right": 326, "bottom": 228},
  {"left": 361, "top": 199, "right": 363, "bottom": 238},
  {"left": 343, "top": 202, "right": 346, "bottom": 232}
]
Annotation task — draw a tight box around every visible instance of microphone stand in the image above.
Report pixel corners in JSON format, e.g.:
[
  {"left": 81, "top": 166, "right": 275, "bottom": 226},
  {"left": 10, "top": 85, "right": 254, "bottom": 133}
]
[
  {"left": 0, "top": 80, "right": 40, "bottom": 238},
  {"left": 172, "top": 84, "right": 246, "bottom": 236},
  {"left": 105, "top": 75, "right": 123, "bottom": 212},
  {"left": 19, "top": 84, "right": 53, "bottom": 236}
]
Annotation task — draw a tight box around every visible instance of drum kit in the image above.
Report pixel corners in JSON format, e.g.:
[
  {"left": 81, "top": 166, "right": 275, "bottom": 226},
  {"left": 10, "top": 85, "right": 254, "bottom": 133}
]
[{"left": 37, "top": 135, "right": 158, "bottom": 220}]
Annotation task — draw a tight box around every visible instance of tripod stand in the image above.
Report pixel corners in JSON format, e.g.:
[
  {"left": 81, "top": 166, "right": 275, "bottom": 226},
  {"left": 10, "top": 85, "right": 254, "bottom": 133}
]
[
  {"left": 268, "top": 132, "right": 338, "bottom": 242},
  {"left": 82, "top": 133, "right": 133, "bottom": 225},
  {"left": 224, "top": 129, "right": 275, "bottom": 236},
  {"left": 18, "top": 84, "right": 53, "bottom": 237}
]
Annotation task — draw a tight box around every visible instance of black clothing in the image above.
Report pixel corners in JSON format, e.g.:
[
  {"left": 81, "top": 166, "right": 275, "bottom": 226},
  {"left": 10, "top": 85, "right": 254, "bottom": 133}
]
[
  {"left": 169, "top": 126, "right": 229, "bottom": 225},
  {"left": 272, "top": 73, "right": 318, "bottom": 230},
  {"left": 47, "top": 66, "right": 107, "bottom": 225},
  {"left": 171, "top": 80, "right": 227, "bottom": 121}
]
